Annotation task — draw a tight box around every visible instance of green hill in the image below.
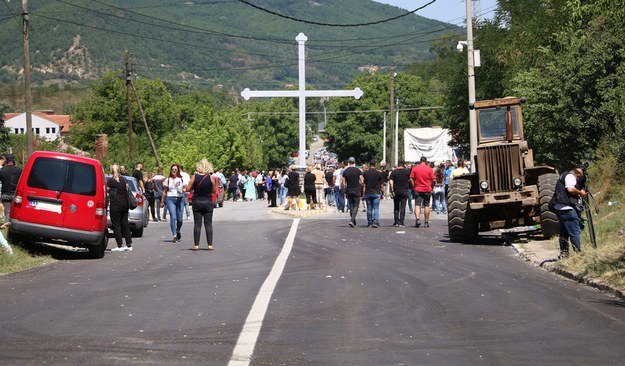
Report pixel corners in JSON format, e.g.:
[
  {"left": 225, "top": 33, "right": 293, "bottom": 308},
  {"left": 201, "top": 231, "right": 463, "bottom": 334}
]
[{"left": 0, "top": 0, "right": 458, "bottom": 92}]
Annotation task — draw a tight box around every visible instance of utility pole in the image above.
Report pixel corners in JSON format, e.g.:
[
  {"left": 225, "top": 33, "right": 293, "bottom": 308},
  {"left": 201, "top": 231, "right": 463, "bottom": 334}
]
[
  {"left": 382, "top": 112, "right": 386, "bottom": 164},
  {"left": 22, "top": 0, "right": 33, "bottom": 157},
  {"left": 389, "top": 72, "right": 397, "bottom": 167},
  {"left": 394, "top": 98, "right": 399, "bottom": 166},
  {"left": 130, "top": 82, "right": 162, "bottom": 170},
  {"left": 125, "top": 50, "right": 133, "bottom": 161},
  {"left": 466, "top": 0, "right": 477, "bottom": 172}
]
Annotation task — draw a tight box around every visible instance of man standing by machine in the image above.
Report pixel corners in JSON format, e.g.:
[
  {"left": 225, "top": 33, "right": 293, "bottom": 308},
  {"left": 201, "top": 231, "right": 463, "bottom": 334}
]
[{"left": 550, "top": 167, "right": 587, "bottom": 257}]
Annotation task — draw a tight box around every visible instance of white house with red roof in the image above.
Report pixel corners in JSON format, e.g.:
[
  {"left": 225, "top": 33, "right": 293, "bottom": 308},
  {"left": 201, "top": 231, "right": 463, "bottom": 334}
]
[{"left": 2, "top": 111, "right": 72, "bottom": 141}]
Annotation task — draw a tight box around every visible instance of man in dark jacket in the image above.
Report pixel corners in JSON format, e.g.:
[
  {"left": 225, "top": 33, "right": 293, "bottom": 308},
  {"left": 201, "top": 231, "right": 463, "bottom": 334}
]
[
  {"left": 0, "top": 154, "right": 22, "bottom": 221},
  {"left": 550, "top": 167, "right": 586, "bottom": 257},
  {"left": 341, "top": 157, "right": 364, "bottom": 227},
  {"left": 389, "top": 159, "right": 410, "bottom": 227},
  {"left": 362, "top": 160, "right": 384, "bottom": 228}
]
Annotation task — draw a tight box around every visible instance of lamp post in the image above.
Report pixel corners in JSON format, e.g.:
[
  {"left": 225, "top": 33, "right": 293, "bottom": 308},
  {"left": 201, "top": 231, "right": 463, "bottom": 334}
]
[
  {"left": 389, "top": 72, "right": 397, "bottom": 166},
  {"left": 457, "top": 0, "right": 478, "bottom": 172}
]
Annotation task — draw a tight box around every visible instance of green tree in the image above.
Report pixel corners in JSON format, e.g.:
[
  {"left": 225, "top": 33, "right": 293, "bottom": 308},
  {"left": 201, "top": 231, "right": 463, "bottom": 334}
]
[
  {"left": 511, "top": 13, "right": 625, "bottom": 169},
  {"left": 325, "top": 72, "right": 442, "bottom": 163},
  {"left": 0, "top": 102, "right": 12, "bottom": 153},
  {"left": 69, "top": 71, "right": 177, "bottom": 154},
  {"left": 242, "top": 96, "right": 300, "bottom": 170}
]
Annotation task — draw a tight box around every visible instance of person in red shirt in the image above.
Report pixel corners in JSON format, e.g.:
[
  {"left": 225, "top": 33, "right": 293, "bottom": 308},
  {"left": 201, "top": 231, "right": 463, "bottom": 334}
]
[{"left": 409, "top": 156, "right": 436, "bottom": 228}]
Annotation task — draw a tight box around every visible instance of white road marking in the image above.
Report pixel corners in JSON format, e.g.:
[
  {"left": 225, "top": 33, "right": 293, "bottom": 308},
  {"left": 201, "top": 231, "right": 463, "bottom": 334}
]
[{"left": 228, "top": 219, "right": 300, "bottom": 366}]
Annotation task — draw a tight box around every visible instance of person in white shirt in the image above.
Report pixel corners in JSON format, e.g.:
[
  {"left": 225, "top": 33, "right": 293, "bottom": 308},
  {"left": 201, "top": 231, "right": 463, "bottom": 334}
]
[
  {"left": 180, "top": 166, "right": 191, "bottom": 220},
  {"left": 333, "top": 162, "right": 345, "bottom": 212},
  {"left": 161, "top": 164, "right": 186, "bottom": 243}
]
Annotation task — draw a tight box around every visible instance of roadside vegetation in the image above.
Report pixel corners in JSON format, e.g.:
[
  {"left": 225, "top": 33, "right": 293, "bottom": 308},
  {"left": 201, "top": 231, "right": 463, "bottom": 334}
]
[{"left": 0, "top": 229, "right": 54, "bottom": 275}]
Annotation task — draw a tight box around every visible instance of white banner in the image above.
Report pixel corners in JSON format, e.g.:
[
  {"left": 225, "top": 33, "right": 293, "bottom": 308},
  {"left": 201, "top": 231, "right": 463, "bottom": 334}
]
[{"left": 404, "top": 128, "right": 455, "bottom": 164}]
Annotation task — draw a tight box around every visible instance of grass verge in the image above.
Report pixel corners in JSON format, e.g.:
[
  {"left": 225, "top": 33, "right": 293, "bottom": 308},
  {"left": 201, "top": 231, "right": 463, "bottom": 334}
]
[{"left": 0, "top": 229, "right": 55, "bottom": 274}]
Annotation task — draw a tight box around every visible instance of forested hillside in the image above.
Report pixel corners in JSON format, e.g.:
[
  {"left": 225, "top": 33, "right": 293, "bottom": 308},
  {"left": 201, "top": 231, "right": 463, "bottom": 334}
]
[{"left": 0, "top": 0, "right": 456, "bottom": 91}]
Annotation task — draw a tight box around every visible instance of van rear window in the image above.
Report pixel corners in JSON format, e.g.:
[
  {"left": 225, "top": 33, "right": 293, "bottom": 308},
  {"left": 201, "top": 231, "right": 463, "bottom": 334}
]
[{"left": 27, "top": 157, "right": 97, "bottom": 196}]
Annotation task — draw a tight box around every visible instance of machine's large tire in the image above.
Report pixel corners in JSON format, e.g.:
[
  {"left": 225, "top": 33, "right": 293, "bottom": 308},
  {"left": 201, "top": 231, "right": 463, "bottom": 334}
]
[
  {"left": 447, "top": 179, "right": 478, "bottom": 243},
  {"left": 538, "top": 173, "right": 559, "bottom": 238},
  {"left": 88, "top": 231, "right": 108, "bottom": 259}
]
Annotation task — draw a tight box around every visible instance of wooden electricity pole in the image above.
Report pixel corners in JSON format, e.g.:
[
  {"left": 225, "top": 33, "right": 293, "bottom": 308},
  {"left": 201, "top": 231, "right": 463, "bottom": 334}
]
[
  {"left": 22, "top": 0, "right": 33, "bottom": 157},
  {"left": 125, "top": 50, "right": 133, "bottom": 160},
  {"left": 130, "top": 82, "right": 162, "bottom": 170}
]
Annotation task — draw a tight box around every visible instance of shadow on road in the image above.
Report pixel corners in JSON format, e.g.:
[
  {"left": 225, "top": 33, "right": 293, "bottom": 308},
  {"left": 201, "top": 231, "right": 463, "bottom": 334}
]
[{"left": 15, "top": 240, "right": 97, "bottom": 260}]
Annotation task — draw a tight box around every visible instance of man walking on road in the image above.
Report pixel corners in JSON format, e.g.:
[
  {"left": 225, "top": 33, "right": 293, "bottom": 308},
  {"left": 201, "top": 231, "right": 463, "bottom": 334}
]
[
  {"left": 333, "top": 163, "right": 345, "bottom": 213},
  {"left": 409, "top": 156, "right": 435, "bottom": 228},
  {"left": 389, "top": 159, "right": 410, "bottom": 227},
  {"left": 362, "top": 160, "right": 384, "bottom": 228},
  {"left": 341, "top": 157, "right": 363, "bottom": 227}
]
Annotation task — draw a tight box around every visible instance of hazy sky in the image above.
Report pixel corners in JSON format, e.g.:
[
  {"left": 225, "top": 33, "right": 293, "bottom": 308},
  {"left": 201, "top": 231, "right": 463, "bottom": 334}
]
[{"left": 373, "top": 0, "right": 498, "bottom": 25}]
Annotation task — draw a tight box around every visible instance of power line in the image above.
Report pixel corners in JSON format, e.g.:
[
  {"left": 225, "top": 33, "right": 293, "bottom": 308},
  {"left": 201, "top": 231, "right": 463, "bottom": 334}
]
[
  {"left": 236, "top": 0, "right": 439, "bottom": 27},
  {"left": 241, "top": 106, "right": 446, "bottom": 116}
]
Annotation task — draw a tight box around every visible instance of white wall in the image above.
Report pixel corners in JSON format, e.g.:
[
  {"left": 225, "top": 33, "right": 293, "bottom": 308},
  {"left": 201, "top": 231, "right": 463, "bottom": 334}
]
[{"left": 4, "top": 113, "right": 61, "bottom": 141}]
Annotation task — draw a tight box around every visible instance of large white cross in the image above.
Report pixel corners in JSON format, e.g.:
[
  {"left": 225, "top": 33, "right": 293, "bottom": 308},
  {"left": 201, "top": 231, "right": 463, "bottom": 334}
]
[{"left": 241, "top": 33, "right": 363, "bottom": 168}]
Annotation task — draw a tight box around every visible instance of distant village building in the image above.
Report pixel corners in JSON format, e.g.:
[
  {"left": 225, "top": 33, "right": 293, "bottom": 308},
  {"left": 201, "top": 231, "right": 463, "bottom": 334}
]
[{"left": 2, "top": 111, "right": 72, "bottom": 141}]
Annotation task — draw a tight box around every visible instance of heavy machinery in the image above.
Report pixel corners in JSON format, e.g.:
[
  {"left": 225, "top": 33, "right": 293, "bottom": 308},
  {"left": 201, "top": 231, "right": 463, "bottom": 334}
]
[{"left": 447, "top": 97, "right": 559, "bottom": 243}]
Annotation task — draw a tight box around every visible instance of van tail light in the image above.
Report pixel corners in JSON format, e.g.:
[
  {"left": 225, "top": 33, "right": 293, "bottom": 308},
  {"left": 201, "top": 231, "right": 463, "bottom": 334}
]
[
  {"left": 135, "top": 193, "right": 144, "bottom": 206},
  {"left": 14, "top": 190, "right": 23, "bottom": 207},
  {"left": 95, "top": 202, "right": 106, "bottom": 218}
]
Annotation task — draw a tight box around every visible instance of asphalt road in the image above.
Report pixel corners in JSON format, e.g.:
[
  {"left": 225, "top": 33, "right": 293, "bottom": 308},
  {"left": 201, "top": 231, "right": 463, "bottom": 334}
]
[{"left": 1, "top": 199, "right": 624, "bottom": 365}]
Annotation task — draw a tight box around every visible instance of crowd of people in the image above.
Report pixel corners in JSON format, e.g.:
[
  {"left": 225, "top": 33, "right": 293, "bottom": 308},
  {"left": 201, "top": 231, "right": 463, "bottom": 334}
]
[
  {"left": 322, "top": 156, "right": 465, "bottom": 229},
  {"left": 105, "top": 160, "right": 224, "bottom": 252},
  {"left": 216, "top": 156, "right": 472, "bottom": 230},
  {"left": 0, "top": 152, "right": 590, "bottom": 258}
]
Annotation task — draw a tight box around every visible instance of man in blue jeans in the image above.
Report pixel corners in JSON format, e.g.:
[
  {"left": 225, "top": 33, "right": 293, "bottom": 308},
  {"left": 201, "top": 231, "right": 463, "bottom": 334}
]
[
  {"left": 550, "top": 167, "right": 586, "bottom": 257},
  {"left": 362, "top": 160, "right": 384, "bottom": 228}
]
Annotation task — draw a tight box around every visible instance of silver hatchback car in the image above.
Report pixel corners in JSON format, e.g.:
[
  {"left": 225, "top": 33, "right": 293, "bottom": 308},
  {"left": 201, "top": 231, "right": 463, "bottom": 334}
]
[{"left": 105, "top": 175, "right": 149, "bottom": 237}]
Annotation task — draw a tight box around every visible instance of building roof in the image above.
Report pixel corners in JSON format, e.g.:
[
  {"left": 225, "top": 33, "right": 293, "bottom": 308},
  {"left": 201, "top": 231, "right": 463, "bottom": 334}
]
[{"left": 3, "top": 111, "right": 73, "bottom": 133}]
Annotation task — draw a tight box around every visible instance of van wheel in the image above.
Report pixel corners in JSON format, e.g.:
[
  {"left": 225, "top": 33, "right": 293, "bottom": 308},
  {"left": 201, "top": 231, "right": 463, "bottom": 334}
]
[
  {"left": 89, "top": 232, "right": 108, "bottom": 259},
  {"left": 8, "top": 229, "right": 25, "bottom": 245}
]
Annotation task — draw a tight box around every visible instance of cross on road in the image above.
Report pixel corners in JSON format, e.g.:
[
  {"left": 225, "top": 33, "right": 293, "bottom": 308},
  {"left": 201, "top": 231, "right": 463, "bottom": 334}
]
[{"left": 241, "top": 33, "right": 363, "bottom": 168}]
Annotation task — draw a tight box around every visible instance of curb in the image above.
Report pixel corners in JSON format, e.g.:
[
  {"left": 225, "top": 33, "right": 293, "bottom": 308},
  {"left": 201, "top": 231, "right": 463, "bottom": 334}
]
[{"left": 512, "top": 243, "right": 624, "bottom": 300}]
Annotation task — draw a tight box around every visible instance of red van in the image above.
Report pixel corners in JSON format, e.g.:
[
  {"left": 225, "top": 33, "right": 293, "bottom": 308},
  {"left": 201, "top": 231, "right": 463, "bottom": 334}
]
[{"left": 9, "top": 151, "right": 109, "bottom": 258}]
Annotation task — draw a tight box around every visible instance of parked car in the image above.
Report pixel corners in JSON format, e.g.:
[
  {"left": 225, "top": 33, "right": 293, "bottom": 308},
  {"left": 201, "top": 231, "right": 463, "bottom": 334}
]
[
  {"left": 186, "top": 176, "right": 225, "bottom": 208},
  {"left": 105, "top": 175, "right": 149, "bottom": 237},
  {"left": 9, "top": 151, "right": 109, "bottom": 258}
]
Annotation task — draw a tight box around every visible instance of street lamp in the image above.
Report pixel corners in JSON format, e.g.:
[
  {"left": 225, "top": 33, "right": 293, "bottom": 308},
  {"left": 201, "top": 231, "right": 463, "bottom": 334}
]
[{"left": 456, "top": 1, "right": 479, "bottom": 172}]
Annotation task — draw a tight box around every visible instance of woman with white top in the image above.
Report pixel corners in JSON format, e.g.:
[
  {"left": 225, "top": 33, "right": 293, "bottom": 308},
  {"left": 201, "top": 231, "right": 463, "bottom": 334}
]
[{"left": 161, "top": 163, "right": 185, "bottom": 242}]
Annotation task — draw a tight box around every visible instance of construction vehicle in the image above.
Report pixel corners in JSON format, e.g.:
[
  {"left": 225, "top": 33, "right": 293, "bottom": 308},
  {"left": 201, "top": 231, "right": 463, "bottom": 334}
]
[{"left": 447, "top": 97, "right": 559, "bottom": 243}]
